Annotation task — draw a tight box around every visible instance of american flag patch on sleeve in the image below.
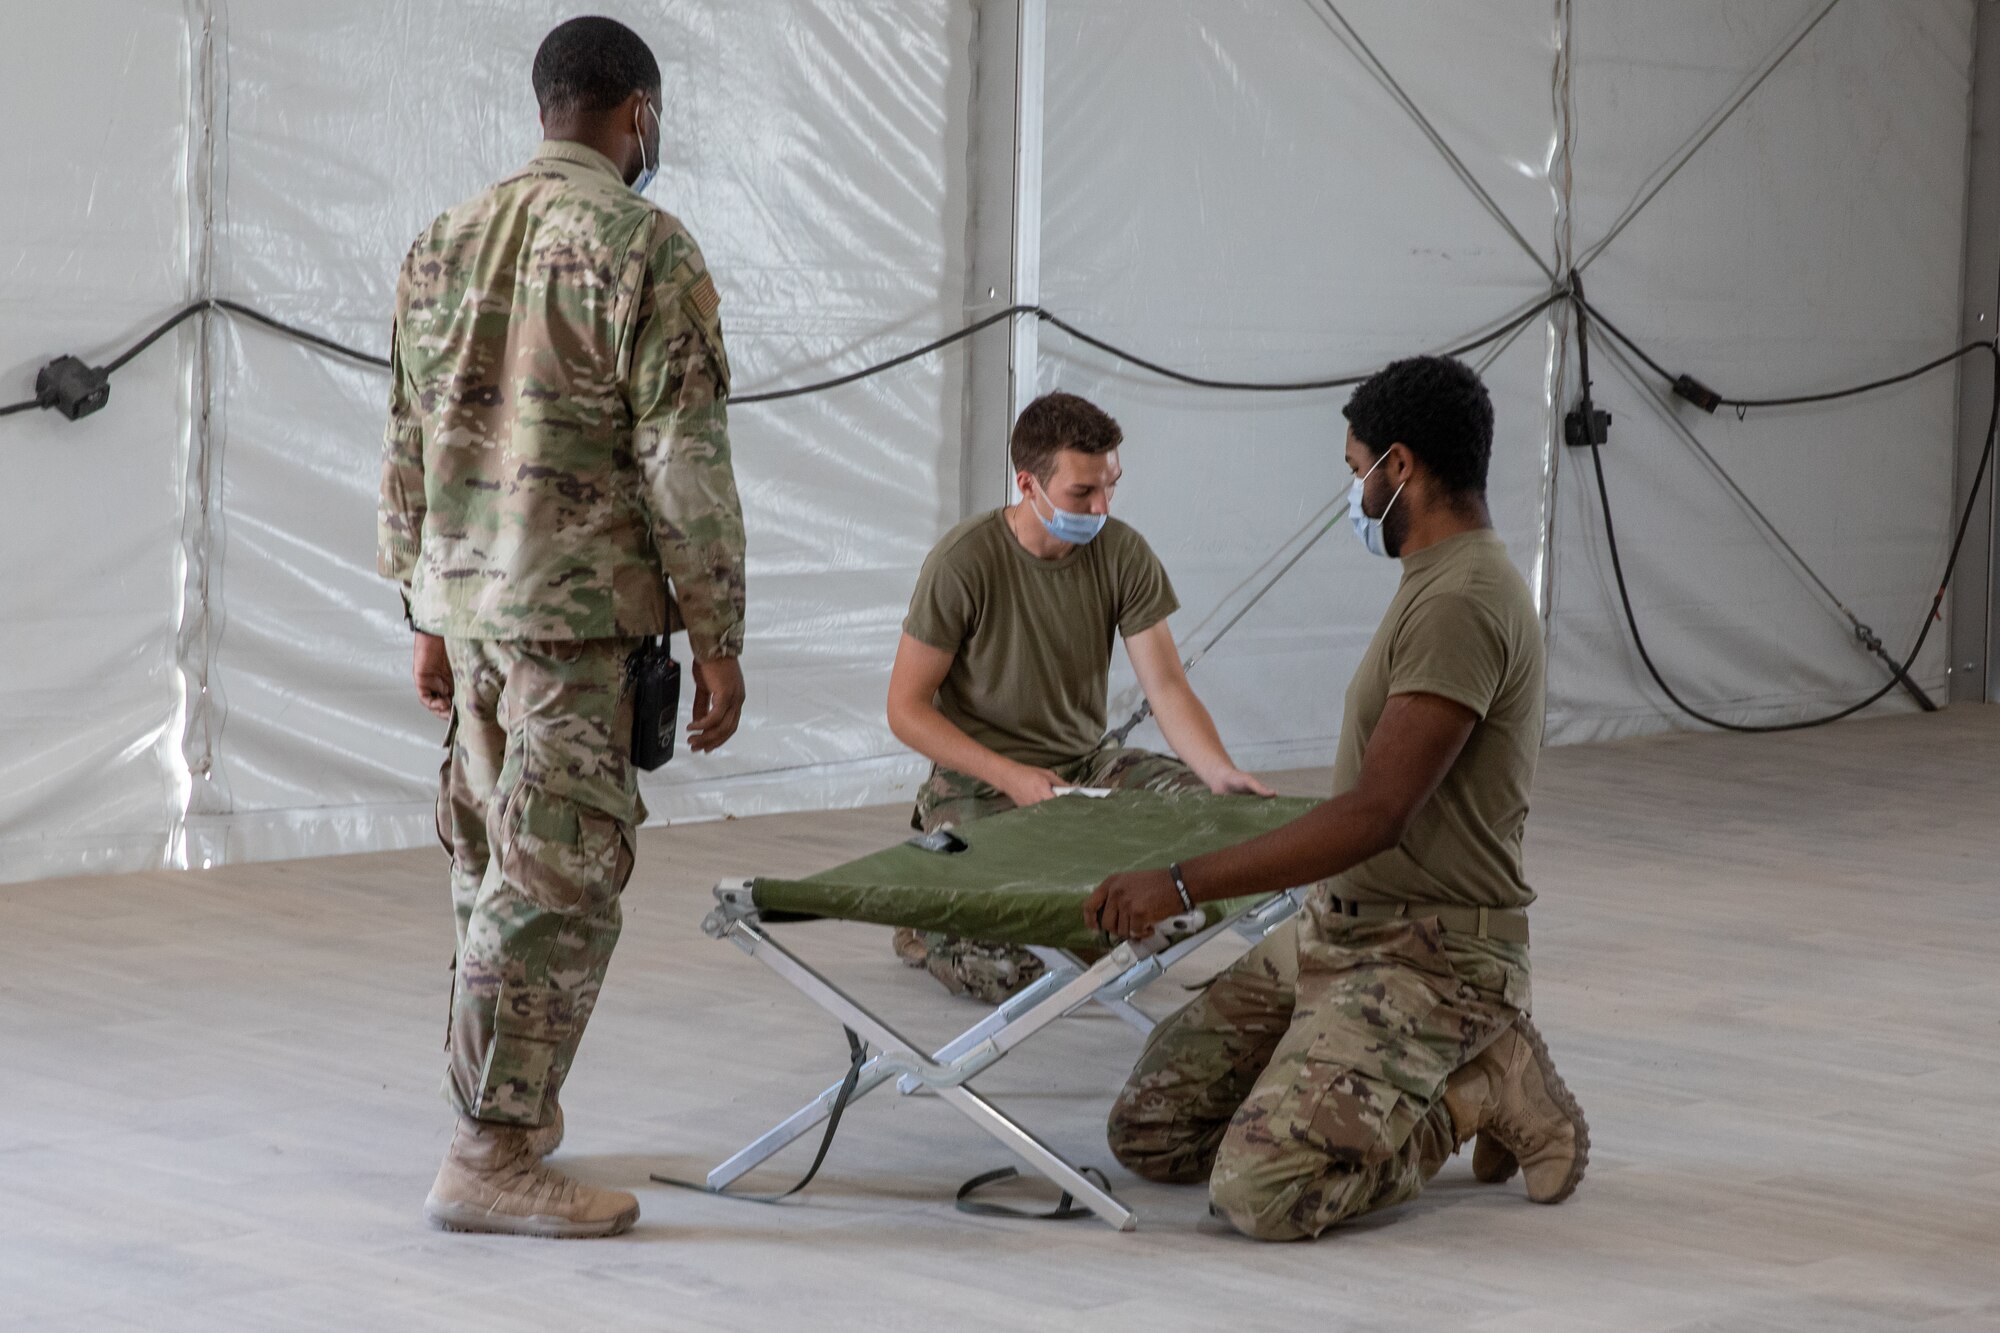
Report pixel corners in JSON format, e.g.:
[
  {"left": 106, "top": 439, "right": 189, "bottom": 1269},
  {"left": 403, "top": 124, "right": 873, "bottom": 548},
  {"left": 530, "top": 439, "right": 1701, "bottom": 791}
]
[{"left": 687, "top": 273, "right": 720, "bottom": 322}]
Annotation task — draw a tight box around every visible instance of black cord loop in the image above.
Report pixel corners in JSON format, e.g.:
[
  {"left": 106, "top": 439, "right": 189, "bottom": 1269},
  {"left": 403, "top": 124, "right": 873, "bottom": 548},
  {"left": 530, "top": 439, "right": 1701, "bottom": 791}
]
[
  {"left": 1568, "top": 277, "right": 1995, "bottom": 734},
  {"left": 650, "top": 1026, "right": 868, "bottom": 1205}
]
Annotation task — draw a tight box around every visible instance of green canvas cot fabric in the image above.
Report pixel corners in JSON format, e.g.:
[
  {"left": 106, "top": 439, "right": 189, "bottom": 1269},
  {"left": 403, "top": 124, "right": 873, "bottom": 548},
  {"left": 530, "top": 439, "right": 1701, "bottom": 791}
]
[{"left": 750, "top": 789, "right": 1321, "bottom": 953}]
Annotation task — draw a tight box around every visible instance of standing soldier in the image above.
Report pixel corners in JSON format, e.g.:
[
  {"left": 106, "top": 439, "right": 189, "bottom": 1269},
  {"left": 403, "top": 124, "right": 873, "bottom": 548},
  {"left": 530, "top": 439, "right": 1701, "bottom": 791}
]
[{"left": 378, "top": 16, "right": 746, "bottom": 1238}]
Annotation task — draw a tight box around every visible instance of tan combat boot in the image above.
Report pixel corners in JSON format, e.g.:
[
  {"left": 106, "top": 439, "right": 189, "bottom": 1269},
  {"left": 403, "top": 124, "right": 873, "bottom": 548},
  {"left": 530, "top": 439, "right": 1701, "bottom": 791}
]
[
  {"left": 525, "top": 1102, "right": 564, "bottom": 1159},
  {"left": 1470, "top": 1132, "right": 1519, "bottom": 1184},
  {"left": 1443, "top": 1014, "right": 1589, "bottom": 1203},
  {"left": 892, "top": 927, "right": 930, "bottom": 968},
  {"left": 425, "top": 1117, "right": 638, "bottom": 1238}
]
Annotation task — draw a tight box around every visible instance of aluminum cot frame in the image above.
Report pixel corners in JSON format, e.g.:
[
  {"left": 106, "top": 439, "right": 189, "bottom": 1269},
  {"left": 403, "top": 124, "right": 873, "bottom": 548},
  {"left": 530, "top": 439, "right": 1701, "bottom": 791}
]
[{"left": 698, "top": 879, "right": 1309, "bottom": 1230}]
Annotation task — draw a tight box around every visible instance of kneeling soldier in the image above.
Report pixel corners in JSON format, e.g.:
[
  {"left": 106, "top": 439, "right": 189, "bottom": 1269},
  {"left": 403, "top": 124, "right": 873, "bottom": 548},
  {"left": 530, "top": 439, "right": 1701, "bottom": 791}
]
[
  {"left": 1086, "top": 357, "right": 1587, "bottom": 1240},
  {"left": 887, "top": 391, "right": 1272, "bottom": 1003}
]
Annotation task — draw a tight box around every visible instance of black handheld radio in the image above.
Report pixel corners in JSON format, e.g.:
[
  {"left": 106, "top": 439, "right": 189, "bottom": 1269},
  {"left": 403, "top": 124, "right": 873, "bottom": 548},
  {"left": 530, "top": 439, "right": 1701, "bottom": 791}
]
[{"left": 628, "top": 638, "right": 681, "bottom": 771}]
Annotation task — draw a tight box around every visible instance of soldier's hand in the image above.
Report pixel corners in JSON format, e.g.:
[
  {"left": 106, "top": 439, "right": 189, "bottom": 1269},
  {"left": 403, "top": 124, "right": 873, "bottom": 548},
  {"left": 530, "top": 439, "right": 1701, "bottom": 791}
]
[
  {"left": 998, "top": 764, "right": 1064, "bottom": 808},
  {"left": 412, "top": 632, "right": 454, "bottom": 720},
  {"left": 1083, "top": 868, "right": 1183, "bottom": 940},
  {"left": 688, "top": 656, "right": 745, "bottom": 752},
  {"left": 1207, "top": 767, "right": 1276, "bottom": 798}
]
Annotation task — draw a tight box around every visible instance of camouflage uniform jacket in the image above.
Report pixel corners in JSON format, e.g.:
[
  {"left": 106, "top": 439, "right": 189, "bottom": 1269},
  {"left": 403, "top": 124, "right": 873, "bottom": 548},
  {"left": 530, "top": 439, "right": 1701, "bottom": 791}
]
[{"left": 377, "top": 139, "right": 745, "bottom": 656}]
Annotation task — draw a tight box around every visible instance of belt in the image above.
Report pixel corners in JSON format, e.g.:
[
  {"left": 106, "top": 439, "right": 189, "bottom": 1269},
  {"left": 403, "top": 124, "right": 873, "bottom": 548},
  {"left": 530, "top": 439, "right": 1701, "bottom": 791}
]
[{"left": 1326, "top": 896, "right": 1530, "bottom": 945}]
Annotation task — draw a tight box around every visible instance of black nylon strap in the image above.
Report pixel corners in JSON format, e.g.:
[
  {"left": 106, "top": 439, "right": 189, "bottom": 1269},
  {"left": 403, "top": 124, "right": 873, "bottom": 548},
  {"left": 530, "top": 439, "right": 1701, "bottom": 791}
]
[
  {"left": 651, "top": 1027, "right": 867, "bottom": 1205},
  {"left": 954, "top": 1165, "right": 1111, "bottom": 1221}
]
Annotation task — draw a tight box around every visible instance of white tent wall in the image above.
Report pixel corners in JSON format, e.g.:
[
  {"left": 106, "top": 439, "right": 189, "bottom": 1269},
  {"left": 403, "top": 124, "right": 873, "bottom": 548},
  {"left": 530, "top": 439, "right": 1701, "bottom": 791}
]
[
  {"left": 1039, "top": 0, "right": 1979, "bottom": 754},
  {"left": 1543, "top": 0, "right": 1977, "bottom": 742},
  {"left": 0, "top": 5, "right": 195, "bottom": 882},
  {"left": 0, "top": 1, "right": 1984, "bottom": 883},
  {"left": 179, "top": 0, "right": 972, "bottom": 868},
  {"left": 1038, "top": 0, "right": 1563, "bottom": 767}
]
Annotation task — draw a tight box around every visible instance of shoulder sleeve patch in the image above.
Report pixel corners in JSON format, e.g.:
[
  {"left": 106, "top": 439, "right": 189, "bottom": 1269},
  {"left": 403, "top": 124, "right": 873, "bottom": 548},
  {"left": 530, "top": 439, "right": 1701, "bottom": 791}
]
[{"left": 687, "top": 273, "right": 720, "bottom": 322}]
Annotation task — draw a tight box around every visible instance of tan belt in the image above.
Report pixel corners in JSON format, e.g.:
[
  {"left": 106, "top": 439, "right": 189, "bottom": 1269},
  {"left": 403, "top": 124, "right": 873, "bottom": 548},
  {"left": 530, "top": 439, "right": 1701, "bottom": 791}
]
[{"left": 1326, "top": 896, "right": 1530, "bottom": 945}]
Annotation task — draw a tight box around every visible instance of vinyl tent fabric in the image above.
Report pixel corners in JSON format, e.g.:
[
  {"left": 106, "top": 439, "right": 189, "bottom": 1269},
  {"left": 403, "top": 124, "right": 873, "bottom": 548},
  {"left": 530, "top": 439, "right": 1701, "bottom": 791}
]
[
  {"left": 178, "top": 0, "right": 975, "bottom": 869},
  {"left": 0, "top": 1, "right": 1981, "bottom": 884},
  {"left": 1541, "top": 0, "right": 1977, "bottom": 741},
  {"left": 751, "top": 789, "right": 1320, "bottom": 953},
  {"left": 1041, "top": 0, "right": 1980, "bottom": 751},
  {"left": 1041, "top": 0, "right": 1565, "bottom": 772},
  {"left": 0, "top": 3, "right": 195, "bottom": 883}
]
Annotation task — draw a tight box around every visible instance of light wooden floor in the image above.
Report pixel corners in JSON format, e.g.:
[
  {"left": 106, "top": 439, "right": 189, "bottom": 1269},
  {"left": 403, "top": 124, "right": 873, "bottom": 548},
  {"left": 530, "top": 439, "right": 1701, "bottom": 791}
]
[{"left": 2, "top": 708, "right": 1996, "bottom": 1331}]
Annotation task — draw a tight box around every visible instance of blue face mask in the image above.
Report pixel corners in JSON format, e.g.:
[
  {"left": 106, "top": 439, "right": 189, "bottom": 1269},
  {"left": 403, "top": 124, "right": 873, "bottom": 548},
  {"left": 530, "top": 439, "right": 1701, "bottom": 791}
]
[
  {"left": 1348, "top": 452, "right": 1405, "bottom": 559},
  {"left": 631, "top": 99, "right": 659, "bottom": 196},
  {"left": 1029, "top": 477, "right": 1108, "bottom": 545}
]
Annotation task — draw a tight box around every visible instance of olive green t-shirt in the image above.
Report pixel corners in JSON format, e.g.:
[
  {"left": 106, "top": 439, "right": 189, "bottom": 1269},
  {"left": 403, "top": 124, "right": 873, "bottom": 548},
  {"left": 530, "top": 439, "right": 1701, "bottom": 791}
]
[
  {"left": 903, "top": 510, "right": 1179, "bottom": 769},
  {"left": 1329, "top": 528, "right": 1544, "bottom": 910}
]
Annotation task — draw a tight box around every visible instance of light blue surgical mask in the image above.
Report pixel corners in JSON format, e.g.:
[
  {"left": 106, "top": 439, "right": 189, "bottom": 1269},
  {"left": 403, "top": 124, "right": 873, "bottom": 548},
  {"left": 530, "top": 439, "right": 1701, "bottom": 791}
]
[
  {"left": 1029, "top": 477, "right": 1108, "bottom": 545},
  {"left": 631, "top": 99, "right": 659, "bottom": 196},
  {"left": 1347, "top": 452, "right": 1405, "bottom": 559}
]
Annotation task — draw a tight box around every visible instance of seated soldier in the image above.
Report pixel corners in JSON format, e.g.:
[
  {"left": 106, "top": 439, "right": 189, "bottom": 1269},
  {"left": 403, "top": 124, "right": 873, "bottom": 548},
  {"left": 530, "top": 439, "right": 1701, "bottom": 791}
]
[
  {"left": 886, "top": 390, "right": 1272, "bottom": 1003},
  {"left": 1085, "top": 356, "right": 1587, "bottom": 1241}
]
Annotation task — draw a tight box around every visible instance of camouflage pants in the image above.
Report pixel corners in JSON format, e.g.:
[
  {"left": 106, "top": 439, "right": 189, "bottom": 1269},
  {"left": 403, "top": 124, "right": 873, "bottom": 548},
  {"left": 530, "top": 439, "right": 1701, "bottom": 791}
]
[
  {"left": 894, "top": 747, "right": 1209, "bottom": 1004},
  {"left": 436, "top": 637, "right": 643, "bottom": 1127},
  {"left": 1107, "top": 914, "right": 1529, "bottom": 1241}
]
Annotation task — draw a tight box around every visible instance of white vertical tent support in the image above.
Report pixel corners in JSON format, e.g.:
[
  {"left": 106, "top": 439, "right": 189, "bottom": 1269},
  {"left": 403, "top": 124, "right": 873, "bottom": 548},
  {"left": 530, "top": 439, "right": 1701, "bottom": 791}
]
[
  {"left": 960, "top": 0, "right": 1045, "bottom": 517},
  {"left": 1952, "top": 2, "right": 2000, "bottom": 705},
  {"left": 169, "top": 0, "right": 229, "bottom": 872},
  {"left": 1007, "top": 0, "right": 1045, "bottom": 447},
  {"left": 1537, "top": 0, "right": 1578, "bottom": 629}
]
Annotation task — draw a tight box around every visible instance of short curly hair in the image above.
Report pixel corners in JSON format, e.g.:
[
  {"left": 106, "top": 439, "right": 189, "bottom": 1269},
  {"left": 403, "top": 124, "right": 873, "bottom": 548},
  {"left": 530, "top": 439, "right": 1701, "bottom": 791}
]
[
  {"left": 1010, "top": 392, "right": 1123, "bottom": 483},
  {"left": 1341, "top": 355, "right": 1493, "bottom": 499},
  {"left": 533, "top": 17, "right": 660, "bottom": 118}
]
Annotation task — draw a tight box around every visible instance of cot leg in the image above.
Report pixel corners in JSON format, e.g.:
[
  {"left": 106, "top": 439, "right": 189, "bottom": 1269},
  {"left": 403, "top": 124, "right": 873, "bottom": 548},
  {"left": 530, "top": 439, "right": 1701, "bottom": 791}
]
[
  {"left": 712, "top": 959, "right": 1088, "bottom": 1188},
  {"left": 937, "top": 1083, "right": 1137, "bottom": 1231},
  {"left": 1089, "top": 995, "right": 1156, "bottom": 1035},
  {"left": 1028, "top": 946, "right": 1157, "bottom": 1035},
  {"left": 707, "top": 1060, "right": 899, "bottom": 1191},
  {"left": 932, "top": 958, "right": 1083, "bottom": 1061},
  {"left": 705, "top": 918, "right": 1137, "bottom": 1227}
]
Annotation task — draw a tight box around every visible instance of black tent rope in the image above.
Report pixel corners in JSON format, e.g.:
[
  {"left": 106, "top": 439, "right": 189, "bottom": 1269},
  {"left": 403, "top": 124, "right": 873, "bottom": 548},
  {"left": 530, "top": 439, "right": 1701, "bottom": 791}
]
[
  {"left": 1568, "top": 279, "right": 1997, "bottom": 734},
  {"left": 4, "top": 292, "right": 1566, "bottom": 416},
  {"left": 10, "top": 283, "right": 1991, "bottom": 739}
]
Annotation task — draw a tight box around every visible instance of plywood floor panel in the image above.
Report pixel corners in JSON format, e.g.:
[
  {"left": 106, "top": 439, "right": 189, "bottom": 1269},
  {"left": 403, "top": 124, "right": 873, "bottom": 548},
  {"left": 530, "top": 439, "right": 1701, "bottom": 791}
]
[{"left": 1, "top": 706, "right": 1995, "bottom": 1330}]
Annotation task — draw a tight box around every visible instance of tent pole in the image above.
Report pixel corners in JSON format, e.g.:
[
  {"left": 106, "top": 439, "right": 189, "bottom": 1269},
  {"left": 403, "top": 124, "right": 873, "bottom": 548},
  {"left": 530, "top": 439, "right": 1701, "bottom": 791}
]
[
  {"left": 1951, "top": 2, "right": 2000, "bottom": 704},
  {"left": 959, "top": 0, "right": 1045, "bottom": 519}
]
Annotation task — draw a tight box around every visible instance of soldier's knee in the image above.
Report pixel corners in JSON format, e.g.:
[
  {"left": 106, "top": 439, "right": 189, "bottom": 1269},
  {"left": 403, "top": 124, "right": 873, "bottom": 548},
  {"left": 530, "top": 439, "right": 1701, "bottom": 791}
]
[
  {"left": 1208, "top": 1129, "right": 1377, "bottom": 1241},
  {"left": 1105, "top": 1106, "right": 1210, "bottom": 1184},
  {"left": 1207, "top": 1169, "right": 1309, "bottom": 1241},
  {"left": 1115, "top": 1148, "right": 1211, "bottom": 1186},
  {"left": 436, "top": 768, "right": 489, "bottom": 871},
  {"left": 498, "top": 782, "right": 636, "bottom": 915},
  {"left": 1104, "top": 1124, "right": 1161, "bottom": 1179},
  {"left": 1104, "top": 1072, "right": 1208, "bottom": 1176},
  {"left": 1210, "top": 1167, "right": 1372, "bottom": 1242}
]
